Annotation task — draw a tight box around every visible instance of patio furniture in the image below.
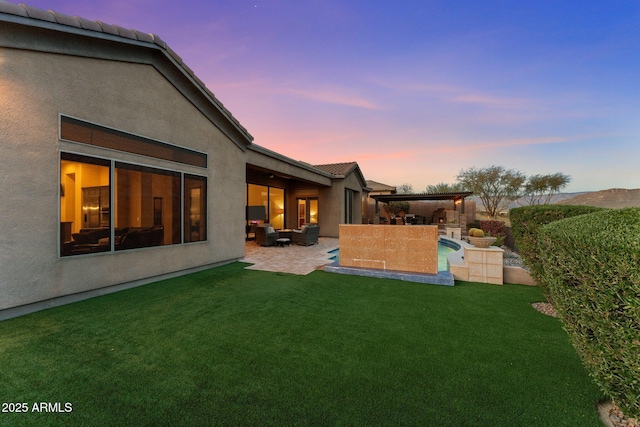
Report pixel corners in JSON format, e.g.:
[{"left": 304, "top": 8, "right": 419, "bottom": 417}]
[
  {"left": 255, "top": 224, "right": 279, "bottom": 246},
  {"left": 291, "top": 224, "right": 320, "bottom": 246},
  {"left": 278, "top": 229, "right": 293, "bottom": 239},
  {"left": 276, "top": 238, "right": 291, "bottom": 247}
]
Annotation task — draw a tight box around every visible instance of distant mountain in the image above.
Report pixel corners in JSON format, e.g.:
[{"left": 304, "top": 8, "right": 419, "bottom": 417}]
[
  {"left": 471, "top": 192, "right": 588, "bottom": 211},
  {"left": 556, "top": 188, "right": 640, "bottom": 209},
  {"left": 511, "top": 192, "right": 589, "bottom": 208},
  {"left": 472, "top": 189, "right": 640, "bottom": 212}
]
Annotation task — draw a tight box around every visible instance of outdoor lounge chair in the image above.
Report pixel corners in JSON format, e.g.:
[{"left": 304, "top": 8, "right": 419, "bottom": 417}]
[
  {"left": 291, "top": 224, "right": 320, "bottom": 246},
  {"left": 255, "top": 224, "right": 279, "bottom": 246}
]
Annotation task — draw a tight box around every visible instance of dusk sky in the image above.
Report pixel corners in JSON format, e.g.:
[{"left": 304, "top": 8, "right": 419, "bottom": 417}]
[{"left": 23, "top": 0, "right": 640, "bottom": 192}]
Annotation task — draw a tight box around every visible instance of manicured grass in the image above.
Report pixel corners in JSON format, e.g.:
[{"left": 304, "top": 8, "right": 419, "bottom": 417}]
[{"left": 0, "top": 263, "right": 603, "bottom": 426}]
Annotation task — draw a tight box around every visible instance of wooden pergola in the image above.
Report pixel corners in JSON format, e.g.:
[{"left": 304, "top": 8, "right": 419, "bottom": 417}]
[{"left": 370, "top": 191, "right": 474, "bottom": 218}]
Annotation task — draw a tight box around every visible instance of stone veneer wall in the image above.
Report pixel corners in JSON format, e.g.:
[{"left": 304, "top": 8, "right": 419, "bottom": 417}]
[
  {"left": 465, "top": 246, "right": 504, "bottom": 284},
  {"left": 339, "top": 225, "right": 438, "bottom": 274}
]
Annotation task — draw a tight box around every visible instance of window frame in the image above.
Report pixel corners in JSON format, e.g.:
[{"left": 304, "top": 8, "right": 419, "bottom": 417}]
[
  {"left": 344, "top": 189, "right": 354, "bottom": 224},
  {"left": 60, "top": 115, "right": 208, "bottom": 168},
  {"left": 59, "top": 152, "right": 208, "bottom": 258}
]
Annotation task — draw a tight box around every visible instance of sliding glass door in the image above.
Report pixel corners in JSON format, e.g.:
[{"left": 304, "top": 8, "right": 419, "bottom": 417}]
[{"left": 297, "top": 198, "right": 318, "bottom": 228}]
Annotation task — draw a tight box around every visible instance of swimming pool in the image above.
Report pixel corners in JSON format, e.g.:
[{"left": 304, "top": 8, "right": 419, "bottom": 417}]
[{"left": 329, "top": 240, "right": 458, "bottom": 272}]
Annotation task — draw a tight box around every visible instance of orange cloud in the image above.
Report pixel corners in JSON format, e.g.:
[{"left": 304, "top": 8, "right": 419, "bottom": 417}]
[{"left": 370, "top": 78, "right": 536, "bottom": 109}]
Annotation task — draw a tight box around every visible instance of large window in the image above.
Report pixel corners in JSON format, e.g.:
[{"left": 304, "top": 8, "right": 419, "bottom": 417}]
[
  {"left": 61, "top": 153, "right": 207, "bottom": 256},
  {"left": 61, "top": 116, "right": 207, "bottom": 167},
  {"left": 60, "top": 153, "right": 111, "bottom": 256},
  {"left": 114, "top": 163, "right": 181, "bottom": 250},
  {"left": 344, "top": 189, "right": 354, "bottom": 224},
  {"left": 246, "top": 184, "right": 285, "bottom": 229},
  {"left": 184, "top": 175, "right": 207, "bottom": 243}
]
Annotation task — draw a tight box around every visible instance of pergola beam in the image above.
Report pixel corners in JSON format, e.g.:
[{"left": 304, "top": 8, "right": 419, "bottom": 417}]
[{"left": 370, "top": 191, "right": 473, "bottom": 203}]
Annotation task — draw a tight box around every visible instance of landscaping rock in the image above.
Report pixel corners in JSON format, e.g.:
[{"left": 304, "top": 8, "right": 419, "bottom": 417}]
[{"left": 600, "top": 402, "right": 639, "bottom": 427}]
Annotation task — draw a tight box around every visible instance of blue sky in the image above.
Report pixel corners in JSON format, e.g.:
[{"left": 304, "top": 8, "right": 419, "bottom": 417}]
[{"left": 22, "top": 0, "right": 640, "bottom": 192}]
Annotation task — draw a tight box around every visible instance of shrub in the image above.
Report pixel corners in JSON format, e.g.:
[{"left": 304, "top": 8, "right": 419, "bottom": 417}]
[
  {"left": 490, "top": 235, "right": 505, "bottom": 247},
  {"left": 536, "top": 208, "right": 640, "bottom": 419},
  {"left": 384, "top": 201, "right": 410, "bottom": 216},
  {"left": 510, "top": 205, "right": 606, "bottom": 299},
  {"left": 479, "top": 220, "right": 506, "bottom": 237},
  {"left": 466, "top": 221, "right": 480, "bottom": 231}
]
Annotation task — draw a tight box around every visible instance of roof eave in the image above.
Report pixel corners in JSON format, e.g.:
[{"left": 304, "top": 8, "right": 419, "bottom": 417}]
[
  {"left": 247, "top": 144, "right": 336, "bottom": 179},
  {"left": 370, "top": 192, "right": 474, "bottom": 202}
]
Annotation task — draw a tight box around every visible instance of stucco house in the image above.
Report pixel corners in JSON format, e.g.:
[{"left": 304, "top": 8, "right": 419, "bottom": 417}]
[
  {"left": 0, "top": 1, "right": 368, "bottom": 318},
  {"left": 246, "top": 146, "right": 368, "bottom": 237}
]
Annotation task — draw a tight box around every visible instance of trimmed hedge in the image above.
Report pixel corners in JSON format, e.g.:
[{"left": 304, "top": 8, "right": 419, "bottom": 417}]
[
  {"left": 510, "top": 205, "right": 606, "bottom": 298},
  {"left": 537, "top": 208, "right": 640, "bottom": 418}
]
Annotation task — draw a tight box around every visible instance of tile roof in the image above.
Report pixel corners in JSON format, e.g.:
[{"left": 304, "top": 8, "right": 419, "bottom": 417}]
[
  {"left": 313, "top": 162, "right": 370, "bottom": 191},
  {"left": 0, "top": 0, "right": 252, "bottom": 142},
  {"left": 366, "top": 180, "right": 396, "bottom": 192},
  {"left": 312, "top": 162, "right": 359, "bottom": 177}
]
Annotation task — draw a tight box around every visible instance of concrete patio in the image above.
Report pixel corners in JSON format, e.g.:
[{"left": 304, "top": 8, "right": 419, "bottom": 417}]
[{"left": 241, "top": 237, "right": 339, "bottom": 275}]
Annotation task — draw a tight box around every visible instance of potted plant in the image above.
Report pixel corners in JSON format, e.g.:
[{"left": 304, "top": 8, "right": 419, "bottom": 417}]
[{"left": 467, "top": 228, "right": 497, "bottom": 248}]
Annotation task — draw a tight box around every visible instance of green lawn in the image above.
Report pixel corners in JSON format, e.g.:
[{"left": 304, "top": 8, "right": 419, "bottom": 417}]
[{"left": 0, "top": 263, "right": 604, "bottom": 426}]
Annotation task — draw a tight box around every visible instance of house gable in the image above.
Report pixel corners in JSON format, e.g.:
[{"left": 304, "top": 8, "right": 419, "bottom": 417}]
[
  {"left": 0, "top": 1, "right": 253, "bottom": 151},
  {"left": 0, "top": 2, "right": 251, "bottom": 316},
  {"left": 313, "top": 162, "right": 369, "bottom": 191}
]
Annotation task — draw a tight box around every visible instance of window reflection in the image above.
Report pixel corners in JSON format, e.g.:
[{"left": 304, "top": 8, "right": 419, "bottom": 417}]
[
  {"left": 115, "top": 163, "right": 181, "bottom": 250},
  {"left": 60, "top": 153, "right": 208, "bottom": 256},
  {"left": 247, "top": 184, "right": 285, "bottom": 229},
  {"left": 269, "top": 187, "right": 284, "bottom": 230},
  {"left": 184, "top": 174, "right": 207, "bottom": 243},
  {"left": 60, "top": 153, "right": 111, "bottom": 256}
]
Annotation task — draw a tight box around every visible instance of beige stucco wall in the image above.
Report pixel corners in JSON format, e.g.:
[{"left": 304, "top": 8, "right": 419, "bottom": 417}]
[
  {"left": 339, "top": 225, "right": 438, "bottom": 274},
  {"left": 319, "top": 172, "right": 364, "bottom": 237},
  {"left": 0, "top": 47, "right": 246, "bottom": 311}
]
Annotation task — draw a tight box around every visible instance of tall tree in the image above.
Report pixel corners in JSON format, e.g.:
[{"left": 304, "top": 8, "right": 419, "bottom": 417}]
[
  {"left": 385, "top": 183, "right": 412, "bottom": 216},
  {"left": 384, "top": 201, "right": 410, "bottom": 216},
  {"left": 425, "top": 182, "right": 465, "bottom": 193},
  {"left": 456, "top": 165, "right": 526, "bottom": 219},
  {"left": 521, "top": 173, "right": 571, "bottom": 205},
  {"left": 395, "top": 183, "right": 413, "bottom": 194}
]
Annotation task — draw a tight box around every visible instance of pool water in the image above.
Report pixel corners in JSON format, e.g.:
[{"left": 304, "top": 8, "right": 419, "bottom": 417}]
[
  {"left": 438, "top": 243, "right": 456, "bottom": 271},
  {"left": 329, "top": 242, "right": 457, "bottom": 272}
]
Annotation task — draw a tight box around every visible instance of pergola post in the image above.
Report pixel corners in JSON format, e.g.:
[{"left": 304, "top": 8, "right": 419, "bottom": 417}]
[{"left": 374, "top": 199, "right": 380, "bottom": 224}]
